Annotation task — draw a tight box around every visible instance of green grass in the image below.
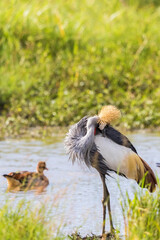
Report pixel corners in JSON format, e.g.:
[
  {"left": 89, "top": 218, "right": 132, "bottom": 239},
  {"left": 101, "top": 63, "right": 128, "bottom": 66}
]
[
  {"left": 124, "top": 186, "right": 160, "bottom": 240},
  {"left": 1, "top": 186, "right": 160, "bottom": 240},
  {"left": 0, "top": 200, "right": 64, "bottom": 240},
  {"left": 0, "top": 0, "right": 160, "bottom": 132}
]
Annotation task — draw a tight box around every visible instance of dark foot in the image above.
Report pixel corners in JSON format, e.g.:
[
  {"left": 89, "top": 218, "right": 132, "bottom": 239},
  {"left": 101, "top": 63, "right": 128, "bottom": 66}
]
[{"left": 102, "top": 232, "right": 116, "bottom": 240}]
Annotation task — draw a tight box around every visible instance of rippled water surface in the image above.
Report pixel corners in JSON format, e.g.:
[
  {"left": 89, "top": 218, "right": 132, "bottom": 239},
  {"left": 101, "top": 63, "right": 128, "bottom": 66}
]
[{"left": 0, "top": 132, "right": 160, "bottom": 236}]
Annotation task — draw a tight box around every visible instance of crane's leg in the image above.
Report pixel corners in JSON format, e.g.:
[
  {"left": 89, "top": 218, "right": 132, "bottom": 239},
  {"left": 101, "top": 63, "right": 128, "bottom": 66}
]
[{"left": 100, "top": 173, "right": 114, "bottom": 235}]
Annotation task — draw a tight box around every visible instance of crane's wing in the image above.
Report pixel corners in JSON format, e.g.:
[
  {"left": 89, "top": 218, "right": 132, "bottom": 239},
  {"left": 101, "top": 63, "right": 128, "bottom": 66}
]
[
  {"left": 95, "top": 125, "right": 157, "bottom": 192},
  {"left": 98, "top": 124, "right": 137, "bottom": 154}
]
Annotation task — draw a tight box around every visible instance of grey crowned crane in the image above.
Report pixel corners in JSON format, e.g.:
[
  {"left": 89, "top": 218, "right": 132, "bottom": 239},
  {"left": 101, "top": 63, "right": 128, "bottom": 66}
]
[{"left": 65, "top": 105, "right": 157, "bottom": 236}]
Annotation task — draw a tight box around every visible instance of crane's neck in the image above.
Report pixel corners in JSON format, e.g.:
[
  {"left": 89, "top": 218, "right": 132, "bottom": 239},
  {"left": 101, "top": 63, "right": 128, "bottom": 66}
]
[
  {"left": 82, "top": 125, "right": 95, "bottom": 158},
  {"left": 84, "top": 116, "right": 98, "bottom": 155},
  {"left": 86, "top": 125, "right": 95, "bottom": 139}
]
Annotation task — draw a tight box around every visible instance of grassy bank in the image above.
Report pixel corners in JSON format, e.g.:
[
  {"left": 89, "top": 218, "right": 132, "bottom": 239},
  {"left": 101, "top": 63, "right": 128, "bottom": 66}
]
[
  {"left": 126, "top": 187, "right": 160, "bottom": 240},
  {"left": 0, "top": 200, "right": 64, "bottom": 240},
  {"left": 0, "top": 0, "right": 160, "bottom": 132},
  {"left": 1, "top": 186, "right": 160, "bottom": 240}
]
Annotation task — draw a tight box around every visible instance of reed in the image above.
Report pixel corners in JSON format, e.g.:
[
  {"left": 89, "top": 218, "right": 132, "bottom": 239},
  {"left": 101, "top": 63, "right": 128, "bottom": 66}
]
[{"left": 0, "top": 200, "right": 64, "bottom": 240}]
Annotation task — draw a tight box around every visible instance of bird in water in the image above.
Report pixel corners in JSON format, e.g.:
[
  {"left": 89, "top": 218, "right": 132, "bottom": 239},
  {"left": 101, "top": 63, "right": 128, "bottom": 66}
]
[
  {"left": 3, "top": 161, "right": 49, "bottom": 192},
  {"left": 65, "top": 105, "right": 157, "bottom": 237}
]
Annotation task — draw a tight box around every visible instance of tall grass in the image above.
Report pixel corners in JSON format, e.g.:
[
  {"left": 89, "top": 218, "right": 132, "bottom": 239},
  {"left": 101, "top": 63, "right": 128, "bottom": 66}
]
[
  {"left": 1, "top": 188, "right": 160, "bottom": 239},
  {"left": 125, "top": 187, "right": 160, "bottom": 239},
  {"left": 0, "top": 200, "right": 64, "bottom": 240},
  {"left": 0, "top": 0, "right": 160, "bottom": 131}
]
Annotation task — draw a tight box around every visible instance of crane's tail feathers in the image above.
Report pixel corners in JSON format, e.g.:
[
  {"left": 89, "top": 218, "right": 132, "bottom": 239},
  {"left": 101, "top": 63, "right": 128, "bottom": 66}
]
[{"left": 140, "top": 158, "right": 157, "bottom": 192}]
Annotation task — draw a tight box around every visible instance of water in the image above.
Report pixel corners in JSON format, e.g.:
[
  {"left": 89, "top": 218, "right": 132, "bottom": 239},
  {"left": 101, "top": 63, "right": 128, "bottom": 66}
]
[{"left": 0, "top": 132, "right": 160, "bottom": 237}]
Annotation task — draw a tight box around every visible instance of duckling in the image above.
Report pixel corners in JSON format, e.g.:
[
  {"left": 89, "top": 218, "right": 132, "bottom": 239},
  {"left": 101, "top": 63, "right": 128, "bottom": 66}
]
[{"left": 3, "top": 161, "right": 49, "bottom": 191}]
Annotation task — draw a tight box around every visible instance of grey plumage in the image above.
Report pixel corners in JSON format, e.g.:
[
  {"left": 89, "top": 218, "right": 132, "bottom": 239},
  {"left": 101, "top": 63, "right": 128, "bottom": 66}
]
[
  {"left": 65, "top": 115, "right": 112, "bottom": 175},
  {"left": 64, "top": 114, "right": 115, "bottom": 234},
  {"left": 65, "top": 116, "right": 98, "bottom": 167}
]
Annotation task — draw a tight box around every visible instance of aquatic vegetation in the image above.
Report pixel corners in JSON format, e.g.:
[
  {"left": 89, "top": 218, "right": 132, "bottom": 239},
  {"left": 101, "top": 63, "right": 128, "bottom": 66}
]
[
  {"left": 0, "top": 200, "right": 64, "bottom": 240},
  {"left": 0, "top": 0, "right": 160, "bottom": 133},
  {"left": 124, "top": 184, "right": 160, "bottom": 240},
  {"left": 1, "top": 184, "right": 160, "bottom": 239}
]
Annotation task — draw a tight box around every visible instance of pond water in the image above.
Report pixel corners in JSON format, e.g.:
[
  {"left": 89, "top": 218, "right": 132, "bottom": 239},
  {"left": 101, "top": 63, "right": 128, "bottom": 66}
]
[{"left": 0, "top": 132, "right": 160, "bottom": 237}]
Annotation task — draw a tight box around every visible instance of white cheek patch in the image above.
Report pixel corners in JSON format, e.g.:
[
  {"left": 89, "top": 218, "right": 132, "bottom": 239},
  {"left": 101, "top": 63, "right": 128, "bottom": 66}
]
[{"left": 99, "top": 123, "right": 107, "bottom": 130}]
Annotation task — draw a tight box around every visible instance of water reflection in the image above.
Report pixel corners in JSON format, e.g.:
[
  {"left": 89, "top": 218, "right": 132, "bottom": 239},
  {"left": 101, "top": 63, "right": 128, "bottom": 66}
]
[{"left": 0, "top": 133, "right": 160, "bottom": 236}]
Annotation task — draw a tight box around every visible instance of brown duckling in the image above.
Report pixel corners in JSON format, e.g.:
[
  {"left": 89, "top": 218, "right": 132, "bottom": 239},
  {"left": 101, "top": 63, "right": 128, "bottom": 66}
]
[{"left": 3, "top": 161, "right": 49, "bottom": 191}]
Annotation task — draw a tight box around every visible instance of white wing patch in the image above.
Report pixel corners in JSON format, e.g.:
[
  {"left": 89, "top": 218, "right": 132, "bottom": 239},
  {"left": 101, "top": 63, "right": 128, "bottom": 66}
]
[{"left": 95, "top": 135, "right": 134, "bottom": 176}]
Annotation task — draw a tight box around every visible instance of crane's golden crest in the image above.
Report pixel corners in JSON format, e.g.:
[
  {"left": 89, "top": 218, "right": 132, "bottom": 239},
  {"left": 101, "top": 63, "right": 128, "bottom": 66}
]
[{"left": 98, "top": 105, "right": 121, "bottom": 128}]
